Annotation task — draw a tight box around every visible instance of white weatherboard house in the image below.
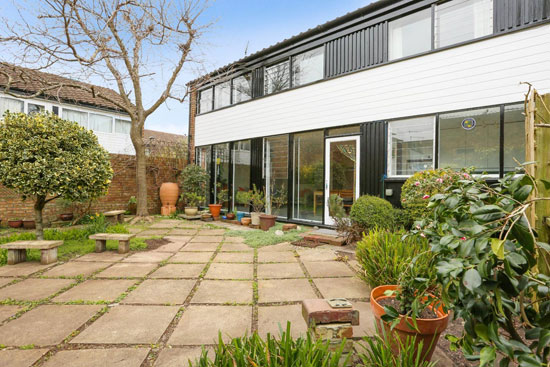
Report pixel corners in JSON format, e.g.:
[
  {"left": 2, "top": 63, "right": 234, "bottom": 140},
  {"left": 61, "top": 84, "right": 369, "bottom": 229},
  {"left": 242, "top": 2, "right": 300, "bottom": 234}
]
[{"left": 189, "top": 0, "right": 550, "bottom": 226}]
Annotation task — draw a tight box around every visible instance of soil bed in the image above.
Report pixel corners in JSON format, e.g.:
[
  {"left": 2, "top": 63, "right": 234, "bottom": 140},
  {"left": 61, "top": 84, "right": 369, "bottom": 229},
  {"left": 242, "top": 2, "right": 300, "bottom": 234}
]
[{"left": 378, "top": 297, "right": 438, "bottom": 319}]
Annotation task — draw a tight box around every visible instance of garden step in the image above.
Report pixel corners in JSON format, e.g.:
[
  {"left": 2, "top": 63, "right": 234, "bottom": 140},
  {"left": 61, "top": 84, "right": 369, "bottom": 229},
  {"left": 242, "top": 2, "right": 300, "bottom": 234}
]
[
  {"left": 302, "top": 299, "right": 359, "bottom": 327},
  {"left": 301, "top": 233, "right": 345, "bottom": 246}
]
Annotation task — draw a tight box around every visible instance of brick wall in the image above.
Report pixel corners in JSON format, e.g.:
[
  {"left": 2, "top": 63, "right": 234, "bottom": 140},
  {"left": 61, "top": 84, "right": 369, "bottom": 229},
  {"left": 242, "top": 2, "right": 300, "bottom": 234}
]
[
  {"left": 0, "top": 153, "right": 185, "bottom": 225},
  {"left": 188, "top": 88, "right": 197, "bottom": 163}
]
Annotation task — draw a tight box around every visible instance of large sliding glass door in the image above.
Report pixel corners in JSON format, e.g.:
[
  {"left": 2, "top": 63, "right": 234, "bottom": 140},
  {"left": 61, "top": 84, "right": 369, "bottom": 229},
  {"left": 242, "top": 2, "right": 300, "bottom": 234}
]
[
  {"left": 196, "top": 146, "right": 212, "bottom": 205},
  {"left": 213, "top": 143, "right": 230, "bottom": 209},
  {"left": 232, "top": 140, "right": 251, "bottom": 212},
  {"left": 264, "top": 135, "right": 289, "bottom": 217}
]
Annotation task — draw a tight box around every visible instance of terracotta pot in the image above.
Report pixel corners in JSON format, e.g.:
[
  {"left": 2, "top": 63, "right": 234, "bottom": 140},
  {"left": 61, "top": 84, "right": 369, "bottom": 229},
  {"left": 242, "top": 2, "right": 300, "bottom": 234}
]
[
  {"left": 23, "top": 220, "right": 36, "bottom": 229},
  {"left": 185, "top": 207, "right": 198, "bottom": 216},
  {"left": 259, "top": 214, "right": 276, "bottom": 231},
  {"left": 159, "top": 182, "right": 180, "bottom": 207},
  {"left": 226, "top": 213, "right": 236, "bottom": 220},
  {"left": 8, "top": 220, "right": 23, "bottom": 228},
  {"left": 370, "top": 285, "right": 449, "bottom": 362},
  {"left": 250, "top": 212, "right": 261, "bottom": 226},
  {"left": 241, "top": 217, "right": 251, "bottom": 226},
  {"left": 59, "top": 213, "right": 74, "bottom": 221},
  {"left": 209, "top": 204, "right": 222, "bottom": 218}
]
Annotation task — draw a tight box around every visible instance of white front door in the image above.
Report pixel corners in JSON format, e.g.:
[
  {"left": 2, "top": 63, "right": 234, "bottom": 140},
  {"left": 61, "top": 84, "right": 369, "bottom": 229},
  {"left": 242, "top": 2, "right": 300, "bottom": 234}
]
[{"left": 324, "top": 136, "right": 361, "bottom": 225}]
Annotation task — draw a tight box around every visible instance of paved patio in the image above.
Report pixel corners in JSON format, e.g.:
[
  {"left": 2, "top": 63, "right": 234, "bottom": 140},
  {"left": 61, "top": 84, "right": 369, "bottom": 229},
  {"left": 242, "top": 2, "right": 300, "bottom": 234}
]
[{"left": 0, "top": 220, "right": 374, "bottom": 367}]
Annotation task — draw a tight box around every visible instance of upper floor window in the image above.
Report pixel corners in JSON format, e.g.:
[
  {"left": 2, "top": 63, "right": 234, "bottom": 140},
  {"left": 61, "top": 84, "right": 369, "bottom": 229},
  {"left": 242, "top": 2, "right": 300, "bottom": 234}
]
[
  {"left": 62, "top": 108, "right": 88, "bottom": 128},
  {"left": 435, "top": 0, "right": 493, "bottom": 48},
  {"left": 292, "top": 47, "right": 324, "bottom": 87},
  {"left": 89, "top": 113, "right": 113, "bottom": 133},
  {"left": 28, "top": 103, "right": 44, "bottom": 115},
  {"left": 115, "top": 119, "right": 132, "bottom": 134},
  {"left": 198, "top": 88, "right": 213, "bottom": 114},
  {"left": 233, "top": 74, "right": 252, "bottom": 103},
  {"left": 264, "top": 60, "right": 290, "bottom": 95},
  {"left": 0, "top": 97, "right": 24, "bottom": 116},
  {"left": 389, "top": 8, "right": 432, "bottom": 60},
  {"left": 214, "top": 81, "right": 231, "bottom": 109}
]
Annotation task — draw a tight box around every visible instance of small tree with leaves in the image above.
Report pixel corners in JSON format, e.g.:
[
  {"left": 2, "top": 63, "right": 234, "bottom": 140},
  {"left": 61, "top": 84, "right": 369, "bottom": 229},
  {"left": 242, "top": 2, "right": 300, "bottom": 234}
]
[{"left": 0, "top": 112, "right": 112, "bottom": 239}]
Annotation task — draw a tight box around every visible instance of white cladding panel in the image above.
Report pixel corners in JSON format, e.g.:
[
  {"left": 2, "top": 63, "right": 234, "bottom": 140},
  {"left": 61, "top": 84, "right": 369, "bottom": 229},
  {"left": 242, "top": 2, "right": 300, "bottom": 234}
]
[{"left": 195, "top": 24, "right": 550, "bottom": 146}]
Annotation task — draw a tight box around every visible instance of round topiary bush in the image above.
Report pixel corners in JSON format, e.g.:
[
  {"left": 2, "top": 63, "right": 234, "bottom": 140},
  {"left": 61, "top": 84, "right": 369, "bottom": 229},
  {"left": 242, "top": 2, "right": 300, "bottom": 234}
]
[
  {"left": 349, "top": 195, "right": 395, "bottom": 231},
  {"left": 401, "top": 168, "right": 466, "bottom": 222}
]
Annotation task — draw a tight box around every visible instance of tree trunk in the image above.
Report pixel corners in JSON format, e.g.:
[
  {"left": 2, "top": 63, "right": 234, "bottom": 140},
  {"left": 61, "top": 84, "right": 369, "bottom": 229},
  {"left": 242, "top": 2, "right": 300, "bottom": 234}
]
[
  {"left": 130, "top": 117, "right": 149, "bottom": 217},
  {"left": 34, "top": 195, "right": 46, "bottom": 240}
]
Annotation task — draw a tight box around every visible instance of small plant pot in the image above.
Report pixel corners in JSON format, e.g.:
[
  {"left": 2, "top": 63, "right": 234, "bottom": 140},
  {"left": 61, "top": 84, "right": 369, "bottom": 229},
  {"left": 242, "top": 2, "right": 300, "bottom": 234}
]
[
  {"left": 8, "top": 220, "right": 23, "bottom": 228},
  {"left": 241, "top": 217, "right": 251, "bottom": 226},
  {"left": 59, "top": 213, "right": 74, "bottom": 221},
  {"left": 370, "top": 285, "right": 450, "bottom": 363},
  {"left": 128, "top": 203, "right": 137, "bottom": 215},
  {"left": 250, "top": 212, "right": 261, "bottom": 226},
  {"left": 185, "top": 207, "right": 199, "bottom": 216},
  {"left": 22, "top": 220, "right": 36, "bottom": 229},
  {"left": 209, "top": 204, "right": 222, "bottom": 218},
  {"left": 236, "top": 212, "right": 245, "bottom": 222},
  {"left": 259, "top": 214, "right": 276, "bottom": 231},
  {"left": 226, "top": 213, "right": 236, "bottom": 220}
]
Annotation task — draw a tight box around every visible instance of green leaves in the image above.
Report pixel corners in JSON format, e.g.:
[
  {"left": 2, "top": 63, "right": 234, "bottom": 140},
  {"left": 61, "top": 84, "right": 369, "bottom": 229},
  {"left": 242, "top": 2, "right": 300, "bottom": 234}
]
[
  {"left": 463, "top": 269, "right": 482, "bottom": 292},
  {"left": 491, "top": 239, "right": 505, "bottom": 260}
]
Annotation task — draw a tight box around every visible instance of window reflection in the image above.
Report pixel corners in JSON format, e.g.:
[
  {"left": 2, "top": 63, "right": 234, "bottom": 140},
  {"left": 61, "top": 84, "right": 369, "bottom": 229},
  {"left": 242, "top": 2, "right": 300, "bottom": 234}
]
[
  {"left": 264, "top": 60, "right": 290, "bottom": 94},
  {"left": 292, "top": 47, "right": 324, "bottom": 87}
]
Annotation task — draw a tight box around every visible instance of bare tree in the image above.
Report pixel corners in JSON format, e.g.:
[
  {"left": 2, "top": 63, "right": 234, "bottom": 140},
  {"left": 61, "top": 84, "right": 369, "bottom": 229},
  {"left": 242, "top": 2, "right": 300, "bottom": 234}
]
[{"left": 0, "top": 0, "right": 210, "bottom": 217}]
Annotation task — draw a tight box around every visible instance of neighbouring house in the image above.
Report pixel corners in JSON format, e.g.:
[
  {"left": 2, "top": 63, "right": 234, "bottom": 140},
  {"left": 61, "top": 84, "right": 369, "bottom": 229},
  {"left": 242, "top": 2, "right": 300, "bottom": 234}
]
[
  {"left": 0, "top": 63, "right": 187, "bottom": 222},
  {"left": 188, "top": 0, "right": 550, "bottom": 226}
]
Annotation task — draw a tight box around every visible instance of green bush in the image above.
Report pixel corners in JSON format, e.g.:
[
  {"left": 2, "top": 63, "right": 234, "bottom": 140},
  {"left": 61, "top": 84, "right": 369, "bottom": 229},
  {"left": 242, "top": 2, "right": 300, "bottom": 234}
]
[
  {"left": 400, "top": 169, "right": 466, "bottom": 222},
  {"left": 191, "top": 322, "right": 350, "bottom": 367},
  {"left": 349, "top": 195, "right": 395, "bottom": 232},
  {"left": 355, "top": 228, "right": 434, "bottom": 288}
]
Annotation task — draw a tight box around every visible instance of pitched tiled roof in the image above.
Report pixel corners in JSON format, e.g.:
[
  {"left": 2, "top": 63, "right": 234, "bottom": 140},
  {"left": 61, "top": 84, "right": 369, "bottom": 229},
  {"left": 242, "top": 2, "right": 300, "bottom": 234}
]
[
  {"left": 143, "top": 129, "right": 187, "bottom": 144},
  {"left": 0, "top": 63, "right": 128, "bottom": 112}
]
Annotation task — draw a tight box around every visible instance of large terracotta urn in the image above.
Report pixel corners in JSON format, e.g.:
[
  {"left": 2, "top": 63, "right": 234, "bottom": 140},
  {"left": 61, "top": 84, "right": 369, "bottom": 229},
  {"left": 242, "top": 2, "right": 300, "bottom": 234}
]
[{"left": 159, "top": 182, "right": 180, "bottom": 215}]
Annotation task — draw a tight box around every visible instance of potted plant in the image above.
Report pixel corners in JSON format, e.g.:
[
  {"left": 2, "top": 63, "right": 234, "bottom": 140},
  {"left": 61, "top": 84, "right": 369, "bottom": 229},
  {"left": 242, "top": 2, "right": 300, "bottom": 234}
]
[
  {"left": 22, "top": 219, "right": 36, "bottom": 229},
  {"left": 236, "top": 185, "right": 265, "bottom": 226},
  {"left": 8, "top": 219, "right": 23, "bottom": 228},
  {"left": 226, "top": 209, "right": 236, "bottom": 220},
  {"left": 183, "top": 192, "right": 204, "bottom": 216},
  {"left": 260, "top": 184, "right": 287, "bottom": 231},
  {"left": 180, "top": 164, "right": 209, "bottom": 215},
  {"left": 209, "top": 183, "right": 228, "bottom": 218},
  {"left": 127, "top": 196, "right": 137, "bottom": 215},
  {"left": 370, "top": 250, "right": 449, "bottom": 363},
  {"left": 59, "top": 198, "right": 74, "bottom": 221}
]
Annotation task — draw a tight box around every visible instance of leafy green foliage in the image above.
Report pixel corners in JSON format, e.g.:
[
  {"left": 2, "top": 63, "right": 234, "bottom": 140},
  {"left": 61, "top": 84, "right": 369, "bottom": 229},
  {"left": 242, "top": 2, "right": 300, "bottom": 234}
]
[
  {"left": 191, "top": 323, "right": 350, "bottom": 367},
  {"left": 225, "top": 223, "right": 306, "bottom": 248},
  {"left": 180, "top": 164, "right": 209, "bottom": 206},
  {"left": 356, "top": 228, "right": 434, "bottom": 289},
  {"left": 413, "top": 169, "right": 550, "bottom": 366},
  {"left": 350, "top": 195, "right": 395, "bottom": 232},
  {"left": 235, "top": 184, "right": 265, "bottom": 213}
]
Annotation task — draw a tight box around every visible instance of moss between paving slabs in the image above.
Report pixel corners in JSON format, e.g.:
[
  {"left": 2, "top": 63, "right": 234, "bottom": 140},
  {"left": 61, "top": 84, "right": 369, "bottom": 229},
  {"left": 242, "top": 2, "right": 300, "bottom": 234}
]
[{"left": 225, "top": 223, "right": 307, "bottom": 248}]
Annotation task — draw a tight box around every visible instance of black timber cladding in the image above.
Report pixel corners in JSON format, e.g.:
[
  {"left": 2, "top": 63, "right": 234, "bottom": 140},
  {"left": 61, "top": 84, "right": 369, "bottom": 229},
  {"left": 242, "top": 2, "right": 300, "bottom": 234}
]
[
  {"left": 325, "top": 22, "right": 388, "bottom": 78},
  {"left": 495, "top": 0, "right": 550, "bottom": 32},
  {"left": 250, "top": 138, "right": 264, "bottom": 190},
  {"left": 251, "top": 68, "right": 264, "bottom": 98},
  {"left": 360, "top": 121, "right": 386, "bottom": 198}
]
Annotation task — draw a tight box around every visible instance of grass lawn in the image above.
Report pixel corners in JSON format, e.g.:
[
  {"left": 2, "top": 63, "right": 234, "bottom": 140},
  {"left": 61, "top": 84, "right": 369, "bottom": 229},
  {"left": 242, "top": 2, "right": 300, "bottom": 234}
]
[{"left": 225, "top": 223, "right": 308, "bottom": 248}]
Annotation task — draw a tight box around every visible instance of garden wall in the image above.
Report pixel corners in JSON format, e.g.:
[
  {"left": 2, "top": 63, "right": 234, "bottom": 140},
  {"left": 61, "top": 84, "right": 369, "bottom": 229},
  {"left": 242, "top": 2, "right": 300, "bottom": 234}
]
[{"left": 0, "top": 153, "right": 185, "bottom": 225}]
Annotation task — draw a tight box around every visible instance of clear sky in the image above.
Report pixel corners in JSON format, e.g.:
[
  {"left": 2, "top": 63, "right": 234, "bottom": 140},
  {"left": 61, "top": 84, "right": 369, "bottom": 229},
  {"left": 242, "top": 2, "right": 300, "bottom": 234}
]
[{"left": 1, "top": 0, "right": 374, "bottom": 135}]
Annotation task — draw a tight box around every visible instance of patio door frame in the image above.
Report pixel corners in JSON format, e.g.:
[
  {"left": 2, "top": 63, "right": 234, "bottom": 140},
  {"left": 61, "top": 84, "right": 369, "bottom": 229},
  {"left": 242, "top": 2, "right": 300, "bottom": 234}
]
[{"left": 324, "top": 135, "right": 361, "bottom": 225}]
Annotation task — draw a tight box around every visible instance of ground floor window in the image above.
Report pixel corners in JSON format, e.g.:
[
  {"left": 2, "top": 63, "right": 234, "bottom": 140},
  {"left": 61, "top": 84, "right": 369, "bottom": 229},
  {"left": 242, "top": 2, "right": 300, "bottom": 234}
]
[
  {"left": 196, "top": 146, "right": 211, "bottom": 205},
  {"left": 232, "top": 140, "right": 251, "bottom": 212},
  {"left": 264, "top": 135, "right": 289, "bottom": 218},
  {"left": 503, "top": 104, "right": 525, "bottom": 171},
  {"left": 213, "top": 143, "right": 230, "bottom": 207}
]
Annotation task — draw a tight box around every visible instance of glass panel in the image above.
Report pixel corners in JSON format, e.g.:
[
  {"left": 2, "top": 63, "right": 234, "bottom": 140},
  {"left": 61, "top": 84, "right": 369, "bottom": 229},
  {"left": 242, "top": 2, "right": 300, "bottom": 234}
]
[
  {"left": 329, "top": 139, "right": 358, "bottom": 216},
  {"left": 198, "top": 88, "right": 213, "bottom": 114},
  {"left": 0, "top": 97, "right": 24, "bottom": 116},
  {"left": 292, "top": 47, "right": 324, "bottom": 87},
  {"left": 232, "top": 140, "right": 251, "bottom": 212},
  {"left": 439, "top": 107, "right": 500, "bottom": 174},
  {"left": 293, "top": 131, "right": 324, "bottom": 222},
  {"left": 389, "top": 8, "right": 432, "bottom": 60},
  {"left": 388, "top": 117, "right": 435, "bottom": 176},
  {"left": 233, "top": 74, "right": 252, "bottom": 103},
  {"left": 213, "top": 143, "right": 230, "bottom": 208},
  {"left": 214, "top": 81, "right": 231, "bottom": 109},
  {"left": 264, "top": 60, "right": 290, "bottom": 95},
  {"left": 89, "top": 113, "right": 113, "bottom": 133},
  {"left": 504, "top": 104, "right": 525, "bottom": 171},
  {"left": 435, "top": 0, "right": 493, "bottom": 48},
  {"left": 62, "top": 109, "right": 88, "bottom": 128},
  {"left": 196, "top": 146, "right": 212, "bottom": 205},
  {"left": 28, "top": 103, "right": 44, "bottom": 115},
  {"left": 115, "top": 119, "right": 131, "bottom": 134},
  {"left": 327, "top": 125, "right": 361, "bottom": 136},
  {"left": 265, "top": 135, "right": 289, "bottom": 218}
]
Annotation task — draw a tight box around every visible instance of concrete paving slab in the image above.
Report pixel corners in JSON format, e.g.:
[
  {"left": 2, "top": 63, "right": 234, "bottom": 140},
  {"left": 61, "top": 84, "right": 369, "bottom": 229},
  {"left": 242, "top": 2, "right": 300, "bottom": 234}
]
[
  {"left": 53, "top": 279, "right": 136, "bottom": 302},
  {"left": 168, "top": 229, "right": 198, "bottom": 236},
  {"left": 162, "top": 236, "right": 193, "bottom": 243},
  {"left": 0, "top": 349, "right": 48, "bottom": 367},
  {"left": 42, "top": 261, "right": 108, "bottom": 278},
  {"left": 191, "top": 280, "right": 252, "bottom": 304},
  {"left": 122, "top": 252, "right": 172, "bottom": 263},
  {"left": 169, "top": 306, "right": 251, "bottom": 345},
  {"left": 43, "top": 348, "right": 149, "bottom": 367},
  {"left": 155, "top": 347, "right": 212, "bottom": 367},
  {"left": 95, "top": 263, "right": 158, "bottom": 278},
  {"left": 72, "top": 305, "right": 179, "bottom": 344},
  {"left": 347, "top": 259, "right": 362, "bottom": 273},
  {"left": 297, "top": 249, "right": 337, "bottom": 262},
  {"left": 1, "top": 278, "right": 75, "bottom": 301},
  {"left": 122, "top": 279, "right": 195, "bottom": 305},
  {"left": 0, "top": 305, "right": 101, "bottom": 346},
  {"left": 0, "top": 277, "right": 16, "bottom": 288},
  {"left": 176, "top": 222, "right": 203, "bottom": 229},
  {"left": 128, "top": 227, "right": 144, "bottom": 234},
  {"left": 351, "top": 301, "right": 376, "bottom": 337},
  {"left": 257, "top": 243, "right": 296, "bottom": 252},
  {"left": 151, "top": 242, "right": 186, "bottom": 253},
  {"left": 137, "top": 229, "right": 170, "bottom": 237},
  {"left": 169, "top": 252, "right": 213, "bottom": 263},
  {"left": 257, "top": 263, "right": 305, "bottom": 279},
  {"left": 314, "top": 277, "right": 370, "bottom": 300},
  {"left": 219, "top": 242, "right": 252, "bottom": 252},
  {"left": 74, "top": 252, "right": 127, "bottom": 262},
  {"left": 0, "top": 262, "right": 50, "bottom": 277},
  {"left": 214, "top": 252, "right": 254, "bottom": 263},
  {"left": 205, "top": 263, "right": 253, "bottom": 280},
  {"left": 150, "top": 222, "right": 178, "bottom": 229},
  {"left": 258, "top": 305, "right": 308, "bottom": 338},
  {"left": 150, "top": 264, "right": 205, "bottom": 279},
  {"left": 257, "top": 251, "right": 298, "bottom": 263},
  {"left": 258, "top": 279, "right": 318, "bottom": 303},
  {"left": 198, "top": 229, "right": 226, "bottom": 236},
  {"left": 190, "top": 236, "right": 223, "bottom": 243},
  {"left": 0, "top": 305, "right": 22, "bottom": 322},
  {"left": 223, "top": 236, "right": 246, "bottom": 243},
  {"left": 182, "top": 242, "right": 220, "bottom": 251},
  {"left": 303, "top": 261, "right": 355, "bottom": 277}
]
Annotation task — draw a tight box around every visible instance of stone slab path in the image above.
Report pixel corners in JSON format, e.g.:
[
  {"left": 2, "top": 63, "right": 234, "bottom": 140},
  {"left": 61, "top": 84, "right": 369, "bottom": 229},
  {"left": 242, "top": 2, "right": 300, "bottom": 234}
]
[{"left": 0, "top": 219, "right": 453, "bottom": 366}]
